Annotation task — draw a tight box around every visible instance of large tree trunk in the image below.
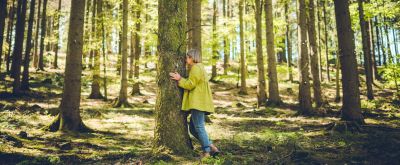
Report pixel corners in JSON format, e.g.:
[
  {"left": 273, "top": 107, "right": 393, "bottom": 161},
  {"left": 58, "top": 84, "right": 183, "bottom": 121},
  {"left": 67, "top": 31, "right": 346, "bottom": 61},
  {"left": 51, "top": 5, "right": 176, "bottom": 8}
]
[
  {"left": 46, "top": 0, "right": 89, "bottom": 132},
  {"left": 154, "top": 0, "right": 192, "bottom": 155},
  {"left": 323, "top": 0, "right": 330, "bottom": 81},
  {"left": 358, "top": 0, "right": 373, "bottom": 100},
  {"left": 11, "top": 0, "right": 27, "bottom": 94},
  {"left": 255, "top": 0, "right": 266, "bottom": 108},
  {"left": 187, "top": 0, "right": 192, "bottom": 50},
  {"left": 33, "top": 0, "right": 41, "bottom": 69},
  {"left": 297, "top": 0, "right": 312, "bottom": 114},
  {"left": 266, "top": 0, "right": 280, "bottom": 104},
  {"left": 21, "top": 0, "right": 36, "bottom": 91},
  {"left": 211, "top": 0, "right": 218, "bottom": 81},
  {"left": 53, "top": 0, "right": 62, "bottom": 68},
  {"left": 308, "top": 0, "right": 323, "bottom": 107},
  {"left": 131, "top": 0, "right": 141, "bottom": 96},
  {"left": 192, "top": 0, "right": 201, "bottom": 56},
  {"left": 0, "top": 0, "right": 7, "bottom": 72},
  {"left": 285, "top": 1, "right": 293, "bottom": 83},
  {"left": 333, "top": 0, "right": 364, "bottom": 124},
  {"left": 238, "top": 0, "right": 247, "bottom": 95},
  {"left": 113, "top": 0, "right": 131, "bottom": 107},
  {"left": 38, "top": 0, "right": 48, "bottom": 71},
  {"left": 88, "top": 0, "right": 104, "bottom": 99}
]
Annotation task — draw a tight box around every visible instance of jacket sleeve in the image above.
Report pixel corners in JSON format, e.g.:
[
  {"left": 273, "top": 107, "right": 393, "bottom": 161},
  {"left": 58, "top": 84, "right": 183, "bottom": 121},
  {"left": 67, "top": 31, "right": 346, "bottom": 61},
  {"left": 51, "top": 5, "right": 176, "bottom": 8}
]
[{"left": 178, "top": 65, "right": 202, "bottom": 90}]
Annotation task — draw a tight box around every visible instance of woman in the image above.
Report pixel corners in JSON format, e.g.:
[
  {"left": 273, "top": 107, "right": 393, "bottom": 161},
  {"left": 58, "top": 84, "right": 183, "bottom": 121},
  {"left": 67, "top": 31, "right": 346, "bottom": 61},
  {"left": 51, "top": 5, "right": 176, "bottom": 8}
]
[{"left": 169, "top": 49, "right": 220, "bottom": 158}]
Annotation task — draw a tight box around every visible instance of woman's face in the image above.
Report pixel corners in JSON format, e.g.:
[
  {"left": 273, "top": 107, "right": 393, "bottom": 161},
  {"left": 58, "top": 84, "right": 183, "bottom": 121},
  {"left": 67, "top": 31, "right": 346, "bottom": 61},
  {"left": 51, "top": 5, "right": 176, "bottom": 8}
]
[{"left": 186, "top": 55, "right": 194, "bottom": 65}]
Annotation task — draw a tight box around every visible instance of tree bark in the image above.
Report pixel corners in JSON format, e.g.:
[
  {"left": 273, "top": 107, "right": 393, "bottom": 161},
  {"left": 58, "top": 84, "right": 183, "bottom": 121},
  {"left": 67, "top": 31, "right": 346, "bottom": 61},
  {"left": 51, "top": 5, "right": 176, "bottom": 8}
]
[
  {"left": 317, "top": 0, "right": 323, "bottom": 82},
  {"left": 298, "top": 0, "right": 312, "bottom": 114},
  {"left": 11, "top": 0, "right": 27, "bottom": 94},
  {"left": 21, "top": 0, "right": 36, "bottom": 91},
  {"left": 154, "top": 0, "right": 193, "bottom": 155},
  {"left": 113, "top": 0, "right": 131, "bottom": 107},
  {"left": 358, "top": 0, "right": 373, "bottom": 100},
  {"left": 211, "top": 0, "right": 218, "bottom": 81},
  {"left": 266, "top": 0, "right": 280, "bottom": 104},
  {"left": 308, "top": 0, "right": 323, "bottom": 107},
  {"left": 88, "top": 0, "right": 104, "bottom": 99},
  {"left": 285, "top": 1, "right": 293, "bottom": 83},
  {"left": 254, "top": 0, "right": 266, "bottom": 108},
  {"left": 187, "top": 0, "right": 192, "bottom": 50},
  {"left": 6, "top": 1, "right": 16, "bottom": 73},
  {"left": 52, "top": 0, "right": 62, "bottom": 68},
  {"left": 38, "top": 0, "right": 48, "bottom": 71},
  {"left": 333, "top": 0, "right": 364, "bottom": 124},
  {"left": 369, "top": 19, "right": 378, "bottom": 81},
  {"left": 131, "top": 0, "right": 142, "bottom": 96},
  {"left": 192, "top": 0, "right": 201, "bottom": 56},
  {"left": 323, "top": 0, "right": 330, "bottom": 81},
  {"left": 374, "top": 17, "right": 381, "bottom": 66},
  {"left": 46, "top": 0, "right": 89, "bottom": 132},
  {"left": 83, "top": 0, "right": 92, "bottom": 69},
  {"left": 223, "top": 0, "right": 229, "bottom": 75},
  {"left": 0, "top": 0, "right": 7, "bottom": 72},
  {"left": 238, "top": 0, "right": 247, "bottom": 95},
  {"left": 33, "top": 0, "right": 41, "bottom": 69}
]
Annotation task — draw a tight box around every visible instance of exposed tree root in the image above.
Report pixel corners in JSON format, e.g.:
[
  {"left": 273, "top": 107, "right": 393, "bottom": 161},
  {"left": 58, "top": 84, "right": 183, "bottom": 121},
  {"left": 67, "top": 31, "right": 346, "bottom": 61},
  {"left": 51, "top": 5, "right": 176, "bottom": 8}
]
[
  {"left": 43, "top": 114, "right": 93, "bottom": 133},
  {"left": 325, "top": 121, "right": 363, "bottom": 133},
  {"left": 113, "top": 98, "right": 132, "bottom": 108}
]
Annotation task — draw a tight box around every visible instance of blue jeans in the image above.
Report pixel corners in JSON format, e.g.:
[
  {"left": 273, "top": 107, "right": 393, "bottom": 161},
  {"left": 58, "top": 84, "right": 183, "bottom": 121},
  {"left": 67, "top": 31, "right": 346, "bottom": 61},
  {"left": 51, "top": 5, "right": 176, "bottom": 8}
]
[{"left": 189, "top": 110, "right": 212, "bottom": 153}]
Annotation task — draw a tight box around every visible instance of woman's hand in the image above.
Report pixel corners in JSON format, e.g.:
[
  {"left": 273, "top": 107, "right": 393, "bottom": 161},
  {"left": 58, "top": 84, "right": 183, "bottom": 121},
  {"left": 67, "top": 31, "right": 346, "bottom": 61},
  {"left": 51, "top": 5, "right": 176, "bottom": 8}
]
[{"left": 169, "top": 72, "right": 182, "bottom": 81}]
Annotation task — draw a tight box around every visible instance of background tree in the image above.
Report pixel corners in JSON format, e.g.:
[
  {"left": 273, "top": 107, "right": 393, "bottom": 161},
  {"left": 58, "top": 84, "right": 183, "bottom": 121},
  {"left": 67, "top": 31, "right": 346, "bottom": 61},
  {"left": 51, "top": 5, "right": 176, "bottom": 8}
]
[
  {"left": 0, "top": 0, "right": 6, "bottom": 73},
  {"left": 131, "top": 0, "right": 142, "bottom": 96},
  {"left": 238, "top": 0, "right": 247, "bottom": 95},
  {"left": 38, "top": 0, "right": 48, "bottom": 71},
  {"left": 255, "top": 0, "right": 266, "bottom": 107},
  {"left": 46, "top": 0, "right": 89, "bottom": 132},
  {"left": 21, "top": 0, "right": 36, "bottom": 91},
  {"left": 334, "top": 0, "right": 364, "bottom": 124}
]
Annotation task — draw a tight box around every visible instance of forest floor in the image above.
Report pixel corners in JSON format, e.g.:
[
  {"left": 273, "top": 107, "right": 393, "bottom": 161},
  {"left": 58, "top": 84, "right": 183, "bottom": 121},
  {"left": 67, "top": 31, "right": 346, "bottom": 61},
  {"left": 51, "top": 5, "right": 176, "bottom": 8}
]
[{"left": 1, "top": 59, "right": 400, "bottom": 164}]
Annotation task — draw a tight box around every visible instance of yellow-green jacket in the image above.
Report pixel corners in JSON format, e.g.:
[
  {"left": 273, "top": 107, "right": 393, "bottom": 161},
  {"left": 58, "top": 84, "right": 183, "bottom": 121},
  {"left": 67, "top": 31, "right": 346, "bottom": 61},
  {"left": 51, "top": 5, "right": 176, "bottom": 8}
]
[{"left": 178, "top": 63, "right": 215, "bottom": 113}]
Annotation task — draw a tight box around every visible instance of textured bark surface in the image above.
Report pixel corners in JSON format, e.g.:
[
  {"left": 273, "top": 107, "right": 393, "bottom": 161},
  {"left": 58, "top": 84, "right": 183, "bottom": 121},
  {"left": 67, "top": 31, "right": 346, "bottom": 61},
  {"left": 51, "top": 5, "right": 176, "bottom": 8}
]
[
  {"left": 358, "top": 0, "right": 373, "bottom": 100},
  {"left": 265, "top": 0, "right": 280, "bottom": 104},
  {"left": 285, "top": 1, "right": 293, "bottom": 82},
  {"left": 38, "top": 0, "right": 48, "bottom": 71},
  {"left": 238, "top": 0, "right": 247, "bottom": 95},
  {"left": 297, "top": 0, "right": 312, "bottom": 114},
  {"left": 53, "top": 0, "right": 62, "bottom": 68},
  {"left": 323, "top": 0, "right": 330, "bottom": 81},
  {"left": 114, "top": 0, "right": 131, "bottom": 107},
  {"left": 154, "top": 0, "right": 192, "bottom": 155},
  {"left": 0, "top": 0, "right": 6, "bottom": 71},
  {"left": 33, "top": 0, "right": 42, "bottom": 69},
  {"left": 131, "top": 0, "right": 142, "bottom": 96},
  {"left": 192, "top": 0, "right": 201, "bottom": 56},
  {"left": 46, "top": 0, "right": 88, "bottom": 132},
  {"left": 21, "top": 0, "right": 36, "bottom": 91},
  {"left": 255, "top": 0, "right": 266, "bottom": 107},
  {"left": 308, "top": 0, "right": 323, "bottom": 107},
  {"left": 333, "top": 0, "right": 364, "bottom": 124},
  {"left": 211, "top": 0, "right": 218, "bottom": 81},
  {"left": 11, "top": 0, "right": 27, "bottom": 94}
]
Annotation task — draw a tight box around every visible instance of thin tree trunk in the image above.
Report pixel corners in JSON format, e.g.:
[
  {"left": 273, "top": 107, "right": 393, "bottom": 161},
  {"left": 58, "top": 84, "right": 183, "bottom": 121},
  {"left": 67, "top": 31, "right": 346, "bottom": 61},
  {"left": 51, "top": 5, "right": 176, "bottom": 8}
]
[
  {"left": 334, "top": 0, "right": 364, "bottom": 124},
  {"left": 392, "top": 29, "right": 398, "bottom": 59},
  {"left": 308, "top": 0, "right": 323, "bottom": 107},
  {"left": 335, "top": 48, "right": 341, "bottom": 102},
  {"left": 129, "top": 32, "right": 134, "bottom": 79},
  {"left": 369, "top": 19, "right": 379, "bottom": 81},
  {"left": 6, "top": 1, "right": 16, "bottom": 73},
  {"left": 46, "top": 0, "right": 90, "bottom": 132},
  {"left": 266, "top": 0, "right": 280, "bottom": 104},
  {"left": 323, "top": 0, "right": 330, "bottom": 81},
  {"left": 0, "top": 0, "right": 7, "bottom": 73},
  {"left": 238, "top": 0, "right": 247, "bottom": 95},
  {"left": 38, "top": 0, "right": 48, "bottom": 71},
  {"left": 11, "top": 0, "right": 27, "bottom": 94},
  {"left": 89, "top": 0, "right": 104, "bottom": 99},
  {"left": 380, "top": 19, "right": 387, "bottom": 65},
  {"left": 298, "top": 0, "right": 312, "bottom": 114},
  {"left": 384, "top": 23, "right": 393, "bottom": 63},
  {"left": 21, "top": 0, "right": 36, "bottom": 91},
  {"left": 83, "top": 0, "right": 92, "bottom": 69},
  {"left": 33, "top": 0, "right": 41, "bottom": 69},
  {"left": 211, "top": 0, "right": 218, "bottom": 81},
  {"left": 101, "top": 1, "right": 108, "bottom": 100},
  {"left": 358, "top": 0, "right": 373, "bottom": 100},
  {"left": 187, "top": 0, "right": 192, "bottom": 50},
  {"left": 113, "top": 0, "right": 131, "bottom": 107},
  {"left": 131, "top": 0, "right": 142, "bottom": 96},
  {"left": 53, "top": 0, "right": 62, "bottom": 68},
  {"left": 285, "top": 1, "right": 293, "bottom": 82},
  {"left": 154, "top": 0, "right": 193, "bottom": 155},
  {"left": 374, "top": 17, "right": 381, "bottom": 66},
  {"left": 89, "top": 0, "right": 96, "bottom": 69},
  {"left": 223, "top": 0, "right": 229, "bottom": 75},
  {"left": 255, "top": 0, "right": 266, "bottom": 108},
  {"left": 317, "top": 0, "right": 323, "bottom": 82}
]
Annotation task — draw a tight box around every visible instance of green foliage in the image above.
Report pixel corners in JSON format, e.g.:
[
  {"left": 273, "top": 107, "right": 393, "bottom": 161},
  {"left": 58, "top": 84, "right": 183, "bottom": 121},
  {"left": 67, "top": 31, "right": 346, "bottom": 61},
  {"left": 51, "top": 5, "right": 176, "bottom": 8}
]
[{"left": 381, "top": 60, "right": 400, "bottom": 94}]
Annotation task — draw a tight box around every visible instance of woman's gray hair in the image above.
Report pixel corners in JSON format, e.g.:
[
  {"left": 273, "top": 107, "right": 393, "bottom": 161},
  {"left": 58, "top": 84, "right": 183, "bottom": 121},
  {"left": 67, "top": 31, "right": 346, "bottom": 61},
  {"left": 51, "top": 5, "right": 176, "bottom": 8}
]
[{"left": 187, "top": 49, "right": 202, "bottom": 63}]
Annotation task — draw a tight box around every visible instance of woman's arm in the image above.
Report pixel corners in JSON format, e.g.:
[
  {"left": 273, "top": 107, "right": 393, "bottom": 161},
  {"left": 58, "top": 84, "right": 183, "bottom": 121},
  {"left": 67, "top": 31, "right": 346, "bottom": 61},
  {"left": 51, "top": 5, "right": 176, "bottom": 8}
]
[{"left": 178, "top": 66, "right": 202, "bottom": 90}]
